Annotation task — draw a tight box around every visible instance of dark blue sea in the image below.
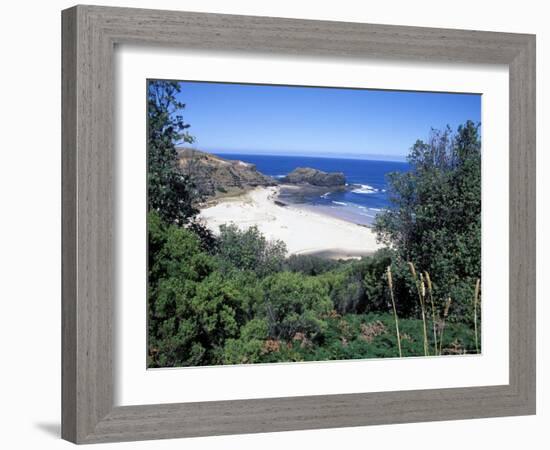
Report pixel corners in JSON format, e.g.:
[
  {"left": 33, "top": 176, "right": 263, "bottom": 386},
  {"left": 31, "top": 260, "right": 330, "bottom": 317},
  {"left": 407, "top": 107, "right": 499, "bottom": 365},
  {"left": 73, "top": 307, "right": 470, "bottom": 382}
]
[{"left": 215, "top": 153, "right": 410, "bottom": 226}]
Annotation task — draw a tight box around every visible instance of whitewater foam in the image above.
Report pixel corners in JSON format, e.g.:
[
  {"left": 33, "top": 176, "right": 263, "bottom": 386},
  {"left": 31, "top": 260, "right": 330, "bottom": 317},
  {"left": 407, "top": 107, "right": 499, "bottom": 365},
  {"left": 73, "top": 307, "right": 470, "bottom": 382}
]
[{"left": 351, "top": 184, "right": 378, "bottom": 194}]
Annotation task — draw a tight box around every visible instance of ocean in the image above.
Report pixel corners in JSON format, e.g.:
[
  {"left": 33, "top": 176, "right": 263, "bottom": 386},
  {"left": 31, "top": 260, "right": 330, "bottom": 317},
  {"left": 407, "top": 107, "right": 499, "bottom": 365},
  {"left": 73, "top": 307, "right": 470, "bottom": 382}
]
[{"left": 214, "top": 153, "right": 410, "bottom": 226}]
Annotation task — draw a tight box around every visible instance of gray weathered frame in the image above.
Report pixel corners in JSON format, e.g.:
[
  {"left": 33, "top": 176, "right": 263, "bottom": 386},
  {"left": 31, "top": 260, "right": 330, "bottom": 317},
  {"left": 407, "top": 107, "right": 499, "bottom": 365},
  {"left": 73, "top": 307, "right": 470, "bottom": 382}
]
[{"left": 61, "top": 4, "right": 536, "bottom": 444}]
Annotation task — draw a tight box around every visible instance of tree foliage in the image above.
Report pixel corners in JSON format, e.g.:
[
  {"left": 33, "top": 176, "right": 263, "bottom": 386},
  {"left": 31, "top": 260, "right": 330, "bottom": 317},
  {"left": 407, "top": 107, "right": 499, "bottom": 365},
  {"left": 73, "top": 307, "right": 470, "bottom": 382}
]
[
  {"left": 217, "top": 224, "right": 287, "bottom": 277},
  {"left": 374, "top": 121, "right": 481, "bottom": 315},
  {"left": 147, "top": 80, "right": 198, "bottom": 226}
]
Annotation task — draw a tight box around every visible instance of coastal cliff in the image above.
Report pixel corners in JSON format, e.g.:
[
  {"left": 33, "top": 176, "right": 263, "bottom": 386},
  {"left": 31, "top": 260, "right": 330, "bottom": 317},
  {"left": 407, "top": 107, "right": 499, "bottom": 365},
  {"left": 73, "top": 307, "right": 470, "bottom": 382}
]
[{"left": 177, "top": 148, "right": 277, "bottom": 198}]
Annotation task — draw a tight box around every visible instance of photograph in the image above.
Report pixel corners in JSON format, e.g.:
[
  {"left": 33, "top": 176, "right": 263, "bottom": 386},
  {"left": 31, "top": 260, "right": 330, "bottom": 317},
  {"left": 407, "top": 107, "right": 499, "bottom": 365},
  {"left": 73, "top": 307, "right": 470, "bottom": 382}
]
[{"left": 146, "top": 79, "right": 482, "bottom": 368}]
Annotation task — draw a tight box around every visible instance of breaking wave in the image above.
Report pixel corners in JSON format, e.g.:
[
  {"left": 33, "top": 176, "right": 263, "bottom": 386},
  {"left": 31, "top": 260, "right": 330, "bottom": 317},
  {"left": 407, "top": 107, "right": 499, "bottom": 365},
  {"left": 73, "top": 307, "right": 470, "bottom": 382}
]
[{"left": 351, "top": 184, "right": 378, "bottom": 194}]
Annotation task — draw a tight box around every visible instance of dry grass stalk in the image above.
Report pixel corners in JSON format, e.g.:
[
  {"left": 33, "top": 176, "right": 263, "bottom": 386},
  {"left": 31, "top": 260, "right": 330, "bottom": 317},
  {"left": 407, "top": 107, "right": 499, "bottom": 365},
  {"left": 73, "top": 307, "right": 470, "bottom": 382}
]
[
  {"left": 474, "top": 278, "right": 481, "bottom": 353},
  {"left": 408, "top": 262, "right": 417, "bottom": 280},
  {"left": 409, "top": 262, "right": 429, "bottom": 356},
  {"left": 439, "top": 297, "right": 452, "bottom": 355},
  {"left": 424, "top": 271, "right": 438, "bottom": 355},
  {"left": 386, "top": 266, "right": 402, "bottom": 358},
  {"left": 419, "top": 273, "right": 429, "bottom": 356}
]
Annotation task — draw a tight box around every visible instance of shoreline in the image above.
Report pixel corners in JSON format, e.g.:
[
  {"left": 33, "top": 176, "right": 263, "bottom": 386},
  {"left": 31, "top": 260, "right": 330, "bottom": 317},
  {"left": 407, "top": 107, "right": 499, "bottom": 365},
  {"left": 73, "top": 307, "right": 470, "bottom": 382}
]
[{"left": 199, "top": 186, "right": 383, "bottom": 259}]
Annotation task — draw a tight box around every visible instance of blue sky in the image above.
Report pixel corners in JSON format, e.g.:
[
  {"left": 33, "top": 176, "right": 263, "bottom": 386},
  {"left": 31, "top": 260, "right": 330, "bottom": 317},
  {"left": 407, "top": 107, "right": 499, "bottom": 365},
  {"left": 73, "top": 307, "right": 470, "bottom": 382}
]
[{"left": 170, "top": 81, "right": 480, "bottom": 161}]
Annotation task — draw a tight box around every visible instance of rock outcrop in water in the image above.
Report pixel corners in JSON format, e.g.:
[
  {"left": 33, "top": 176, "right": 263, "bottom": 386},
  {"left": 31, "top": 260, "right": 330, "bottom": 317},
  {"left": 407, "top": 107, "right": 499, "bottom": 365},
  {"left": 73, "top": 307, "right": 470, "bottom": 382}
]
[
  {"left": 177, "top": 148, "right": 277, "bottom": 199},
  {"left": 281, "top": 167, "right": 346, "bottom": 187}
]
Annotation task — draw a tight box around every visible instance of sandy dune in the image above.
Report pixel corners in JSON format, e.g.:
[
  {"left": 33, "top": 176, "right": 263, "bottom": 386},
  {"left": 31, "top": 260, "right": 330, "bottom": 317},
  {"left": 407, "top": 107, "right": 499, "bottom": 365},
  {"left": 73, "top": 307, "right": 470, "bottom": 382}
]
[{"left": 199, "top": 187, "right": 382, "bottom": 259}]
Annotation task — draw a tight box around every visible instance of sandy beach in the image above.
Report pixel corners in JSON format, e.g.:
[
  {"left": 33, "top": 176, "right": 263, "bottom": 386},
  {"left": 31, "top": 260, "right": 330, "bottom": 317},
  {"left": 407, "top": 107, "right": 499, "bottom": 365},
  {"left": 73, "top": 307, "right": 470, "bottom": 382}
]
[{"left": 199, "top": 187, "right": 382, "bottom": 259}]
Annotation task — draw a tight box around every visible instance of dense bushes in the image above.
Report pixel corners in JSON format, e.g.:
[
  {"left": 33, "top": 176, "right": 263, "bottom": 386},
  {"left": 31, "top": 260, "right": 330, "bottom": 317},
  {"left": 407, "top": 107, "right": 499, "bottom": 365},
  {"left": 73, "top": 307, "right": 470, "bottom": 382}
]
[
  {"left": 222, "top": 318, "right": 270, "bottom": 364},
  {"left": 260, "top": 271, "right": 332, "bottom": 341},
  {"left": 285, "top": 254, "right": 339, "bottom": 275},
  {"left": 147, "top": 210, "right": 479, "bottom": 367},
  {"left": 217, "top": 224, "right": 287, "bottom": 277}
]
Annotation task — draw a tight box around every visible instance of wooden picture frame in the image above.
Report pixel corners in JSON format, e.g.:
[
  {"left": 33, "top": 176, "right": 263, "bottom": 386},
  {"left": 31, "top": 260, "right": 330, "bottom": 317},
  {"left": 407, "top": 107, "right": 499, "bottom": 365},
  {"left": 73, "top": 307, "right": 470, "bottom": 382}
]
[{"left": 61, "top": 5, "right": 536, "bottom": 444}]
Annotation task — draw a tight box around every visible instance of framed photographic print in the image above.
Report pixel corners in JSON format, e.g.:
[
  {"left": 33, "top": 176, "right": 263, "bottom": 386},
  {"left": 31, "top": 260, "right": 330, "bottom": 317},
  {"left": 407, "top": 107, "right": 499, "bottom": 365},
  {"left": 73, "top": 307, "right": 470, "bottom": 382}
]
[{"left": 62, "top": 5, "right": 536, "bottom": 444}]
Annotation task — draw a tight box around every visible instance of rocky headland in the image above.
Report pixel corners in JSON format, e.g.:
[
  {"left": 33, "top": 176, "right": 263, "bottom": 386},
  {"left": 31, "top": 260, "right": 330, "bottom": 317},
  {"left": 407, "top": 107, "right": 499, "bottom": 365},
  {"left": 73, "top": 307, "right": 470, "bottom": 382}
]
[
  {"left": 281, "top": 167, "right": 346, "bottom": 187},
  {"left": 177, "top": 148, "right": 277, "bottom": 199}
]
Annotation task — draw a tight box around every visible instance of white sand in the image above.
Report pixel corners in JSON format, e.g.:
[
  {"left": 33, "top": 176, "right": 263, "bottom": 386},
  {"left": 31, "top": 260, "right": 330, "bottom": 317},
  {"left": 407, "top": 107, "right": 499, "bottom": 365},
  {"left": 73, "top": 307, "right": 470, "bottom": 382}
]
[{"left": 199, "top": 187, "right": 382, "bottom": 259}]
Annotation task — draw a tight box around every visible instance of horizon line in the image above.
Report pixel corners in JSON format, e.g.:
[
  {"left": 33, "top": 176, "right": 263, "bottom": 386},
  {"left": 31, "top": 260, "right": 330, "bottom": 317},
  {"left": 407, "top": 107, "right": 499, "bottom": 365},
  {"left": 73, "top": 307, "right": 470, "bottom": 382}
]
[{"left": 177, "top": 146, "right": 409, "bottom": 163}]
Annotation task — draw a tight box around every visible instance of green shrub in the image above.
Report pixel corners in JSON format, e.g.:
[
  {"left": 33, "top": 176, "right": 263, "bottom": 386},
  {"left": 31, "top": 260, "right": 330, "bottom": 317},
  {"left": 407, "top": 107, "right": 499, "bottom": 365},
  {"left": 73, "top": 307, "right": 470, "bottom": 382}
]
[
  {"left": 315, "top": 249, "right": 393, "bottom": 315},
  {"left": 284, "top": 254, "right": 340, "bottom": 275},
  {"left": 260, "top": 271, "right": 332, "bottom": 341},
  {"left": 321, "top": 269, "right": 364, "bottom": 314},
  {"left": 148, "top": 212, "right": 256, "bottom": 367},
  {"left": 217, "top": 224, "right": 287, "bottom": 277},
  {"left": 222, "top": 318, "right": 270, "bottom": 364}
]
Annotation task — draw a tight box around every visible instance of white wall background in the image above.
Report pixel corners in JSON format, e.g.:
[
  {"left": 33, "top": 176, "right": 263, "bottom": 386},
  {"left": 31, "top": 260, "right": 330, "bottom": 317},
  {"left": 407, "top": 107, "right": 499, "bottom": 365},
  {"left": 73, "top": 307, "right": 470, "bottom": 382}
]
[{"left": 0, "top": 1, "right": 546, "bottom": 448}]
